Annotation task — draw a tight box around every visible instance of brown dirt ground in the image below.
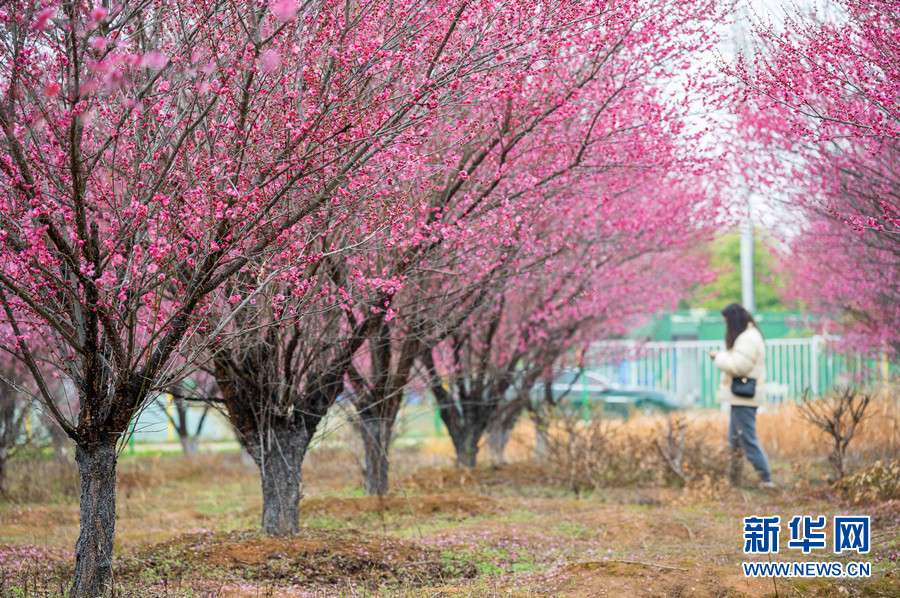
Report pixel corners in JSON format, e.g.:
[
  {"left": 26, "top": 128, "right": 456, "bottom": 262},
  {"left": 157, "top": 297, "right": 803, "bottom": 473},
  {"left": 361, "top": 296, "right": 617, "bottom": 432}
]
[
  {"left": 536, "top": 560, "right": 774, "bottom": 598},
  {"left": 2, "top": 451, "right": 898, "bottom": 597}
]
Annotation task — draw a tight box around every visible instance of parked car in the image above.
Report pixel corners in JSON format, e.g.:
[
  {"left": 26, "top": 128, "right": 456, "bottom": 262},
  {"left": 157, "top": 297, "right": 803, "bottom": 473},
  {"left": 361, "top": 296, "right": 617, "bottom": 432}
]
[{"left": 540, "top": 368, "right": 681, "bottom": 418}]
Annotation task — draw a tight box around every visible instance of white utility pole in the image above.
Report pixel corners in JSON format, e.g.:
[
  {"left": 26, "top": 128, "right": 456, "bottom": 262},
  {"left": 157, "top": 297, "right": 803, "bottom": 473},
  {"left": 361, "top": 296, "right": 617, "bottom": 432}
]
[
  {"left": 732, "top": 1, "right": 761, "bottom": 314},
  {"left": 740, "top": 196, "right": 755, "bottom": 313}
]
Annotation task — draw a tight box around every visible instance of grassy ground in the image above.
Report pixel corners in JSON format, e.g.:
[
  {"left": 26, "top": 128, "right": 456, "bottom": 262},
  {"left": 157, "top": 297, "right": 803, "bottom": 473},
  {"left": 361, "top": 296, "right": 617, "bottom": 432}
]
[{"left": 1, "top": 406, "right": 899, "bottom": 597}]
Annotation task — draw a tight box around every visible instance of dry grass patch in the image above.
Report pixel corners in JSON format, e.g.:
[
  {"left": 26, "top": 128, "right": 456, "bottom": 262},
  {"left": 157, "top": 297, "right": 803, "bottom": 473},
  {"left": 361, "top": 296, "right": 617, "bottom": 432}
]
[{"left": 114, "top": 529, "right": 478, "bottom": 589}]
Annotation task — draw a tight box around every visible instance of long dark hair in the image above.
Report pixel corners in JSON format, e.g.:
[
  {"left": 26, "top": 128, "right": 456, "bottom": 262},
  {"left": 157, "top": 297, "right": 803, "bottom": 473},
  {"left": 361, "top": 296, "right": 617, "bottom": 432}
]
[{"left": 722, "top": 303, "right": 759, "bottom": 349}]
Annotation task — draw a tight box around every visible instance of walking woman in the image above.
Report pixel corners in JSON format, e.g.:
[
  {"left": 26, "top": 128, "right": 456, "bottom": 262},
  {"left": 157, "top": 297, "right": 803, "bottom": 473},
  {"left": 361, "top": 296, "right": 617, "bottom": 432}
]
[{"left": 709, "top": 303, "right": 775, "bottom": 488}]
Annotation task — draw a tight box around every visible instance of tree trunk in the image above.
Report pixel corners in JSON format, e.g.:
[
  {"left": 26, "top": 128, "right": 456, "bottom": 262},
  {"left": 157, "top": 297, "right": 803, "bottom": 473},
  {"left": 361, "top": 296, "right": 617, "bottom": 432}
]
[
  {"left": 179, "top": 434, "right": 199, "bottom": 457},
  {"left": 359, "top": 415, "right": 391, "bottom": 496},
  {"left": 452, "top": 429, "right": 481, "bottom": 469},
  {"left": 71, "top": 440, "right": 117, "bottom": 598},
  {"left": 832, "top": 444, "right": 846, "bottom": 480},
  {"left": 486, "top": 419, "right": 510, "bottom": 465},
  {"left": 246, "top": 424, "right": 311, "bottom": 535}
]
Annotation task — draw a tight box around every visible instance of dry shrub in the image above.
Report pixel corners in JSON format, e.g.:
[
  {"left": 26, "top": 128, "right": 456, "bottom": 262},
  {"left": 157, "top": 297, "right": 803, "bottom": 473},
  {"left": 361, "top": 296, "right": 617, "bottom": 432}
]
[
  {"left": 650, "top": 415, "right": 731, "bottom": 487},
  {"left": 653, "top": 417, "right": 730, "bottom": 485},
  {"left": 758, "top": 394, "right": 900, "bottom": 470},
  {"left": 540, "top": 411, "right": 734, "bottom": 496},
  {"left": 542, "top": 414, "right": 640, "bottom": 496},
  {"left": 534, "top": 394, "right": 900, "bottom": 484},
  {"left": 797, "top": 388, "right": 871, "bottom": 479},
  {"left": 835, "top": 459, "right": 900, "bottom": 504}
]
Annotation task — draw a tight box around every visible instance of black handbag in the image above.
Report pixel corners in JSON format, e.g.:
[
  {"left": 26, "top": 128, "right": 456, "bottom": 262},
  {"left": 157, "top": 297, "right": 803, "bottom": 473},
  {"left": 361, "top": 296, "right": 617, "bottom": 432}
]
[{"left": 731, "top": 376, "right": 757, "bottom": 398}]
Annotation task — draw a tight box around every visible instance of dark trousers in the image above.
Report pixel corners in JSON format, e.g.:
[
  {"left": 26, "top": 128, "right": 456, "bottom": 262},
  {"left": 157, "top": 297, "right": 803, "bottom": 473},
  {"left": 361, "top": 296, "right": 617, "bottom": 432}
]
[{"left": 728, "top": 406, "right": 772, "bottom": 483}]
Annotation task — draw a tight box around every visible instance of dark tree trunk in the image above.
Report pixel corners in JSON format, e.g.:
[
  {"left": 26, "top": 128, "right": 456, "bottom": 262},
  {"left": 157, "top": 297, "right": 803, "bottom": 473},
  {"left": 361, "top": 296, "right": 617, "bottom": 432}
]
[
  {"left": 832, "top": 443, "right": 846, "bottom": 480},
  {"left": 348, "top": 316, "right": 415, "bottom": 496},
  {"left": 214, "top": 348, "right": 348, "bottom": 535},
  {"left": 359, "top": 415, "right": 392, "bottom": 496},
  {"left": 0, "top": 385, "right": 26, "bottom": 491},
  {"left": 71, "top": 440, "right": 117, "bottom": 598},
  {"left": 451, "top": 427, "right": 483, "bottom": 468},
  {"left": 245, "top": 423, "right": 311, "bottom": 535},
  {"left": 421, "top": 347, "right": 514, "bottom": 471},
  {"left": 173, "top": 399, "right": 208, "bottom": 457}
]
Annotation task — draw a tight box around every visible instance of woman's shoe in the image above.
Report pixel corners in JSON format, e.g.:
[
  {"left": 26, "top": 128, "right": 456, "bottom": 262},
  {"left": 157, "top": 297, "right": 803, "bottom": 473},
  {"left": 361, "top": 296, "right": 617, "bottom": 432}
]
[{"left": 760, "top": 480, "right": 777, "bottom": 489}]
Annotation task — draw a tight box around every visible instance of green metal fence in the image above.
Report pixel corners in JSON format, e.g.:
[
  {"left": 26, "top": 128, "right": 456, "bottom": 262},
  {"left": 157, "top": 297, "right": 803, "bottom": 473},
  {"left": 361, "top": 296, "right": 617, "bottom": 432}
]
[{"left": 588, "top": 337, "right": 891, "bottom": 407}]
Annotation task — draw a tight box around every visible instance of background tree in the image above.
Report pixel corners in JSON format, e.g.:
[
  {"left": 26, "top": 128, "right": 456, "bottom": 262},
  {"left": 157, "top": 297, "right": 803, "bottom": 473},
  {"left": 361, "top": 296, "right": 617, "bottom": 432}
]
[
  {"left": 731, "top": 0, "right": 899, "bottom": 149},
  {"left": 775, "top": 143, "right": 900, "bottom": 354},
  {"left": 681, "top": 231, "right": 786, "bottom": 312},
  {"left": 423, "top": 170, "right": 719, "bottom": 468},
  {"left": 346, "top": 0, "right": 725, "bottom": 480},
  {"left": 728, "top": 0, "right": 900, "bottom": 353},
  {"left": 156, "top": 372, "right": 218, "bottom": 456}
]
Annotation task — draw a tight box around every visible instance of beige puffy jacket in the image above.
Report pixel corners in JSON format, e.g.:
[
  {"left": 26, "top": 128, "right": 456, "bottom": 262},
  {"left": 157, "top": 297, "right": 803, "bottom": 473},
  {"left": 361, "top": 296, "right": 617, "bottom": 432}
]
[{"left": 714, "top": 323, "right": 767, "bottom": 407}]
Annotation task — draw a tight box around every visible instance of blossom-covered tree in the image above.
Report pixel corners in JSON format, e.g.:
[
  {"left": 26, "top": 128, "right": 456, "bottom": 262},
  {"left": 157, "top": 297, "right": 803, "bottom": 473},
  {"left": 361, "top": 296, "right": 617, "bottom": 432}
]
[
  {"left": 775, "top": 144, "right": 900, "bottom": 354},
  {"left": 422, "top": 175, "right": 717, "bottom": 468},
  {"left": 204, "top": 0, "right": 664, "bottom": 519},
  {"left": 485, "top": 247, "right": 717, "bottom": 464},
  {"left": 730, "top": 0, "right": 900, "bottom": 228},
  {"left": 345, "top": 243, "right": 512, "bottom": 493},
  {"left": 346, "top": 0, "right": 723, "bottom": 483},
  {"left": 729, "top": 0, "right": 900, "bottom": 353},
  {"left": 1, "top": 0, "right": 509, "bottom": 591}
]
